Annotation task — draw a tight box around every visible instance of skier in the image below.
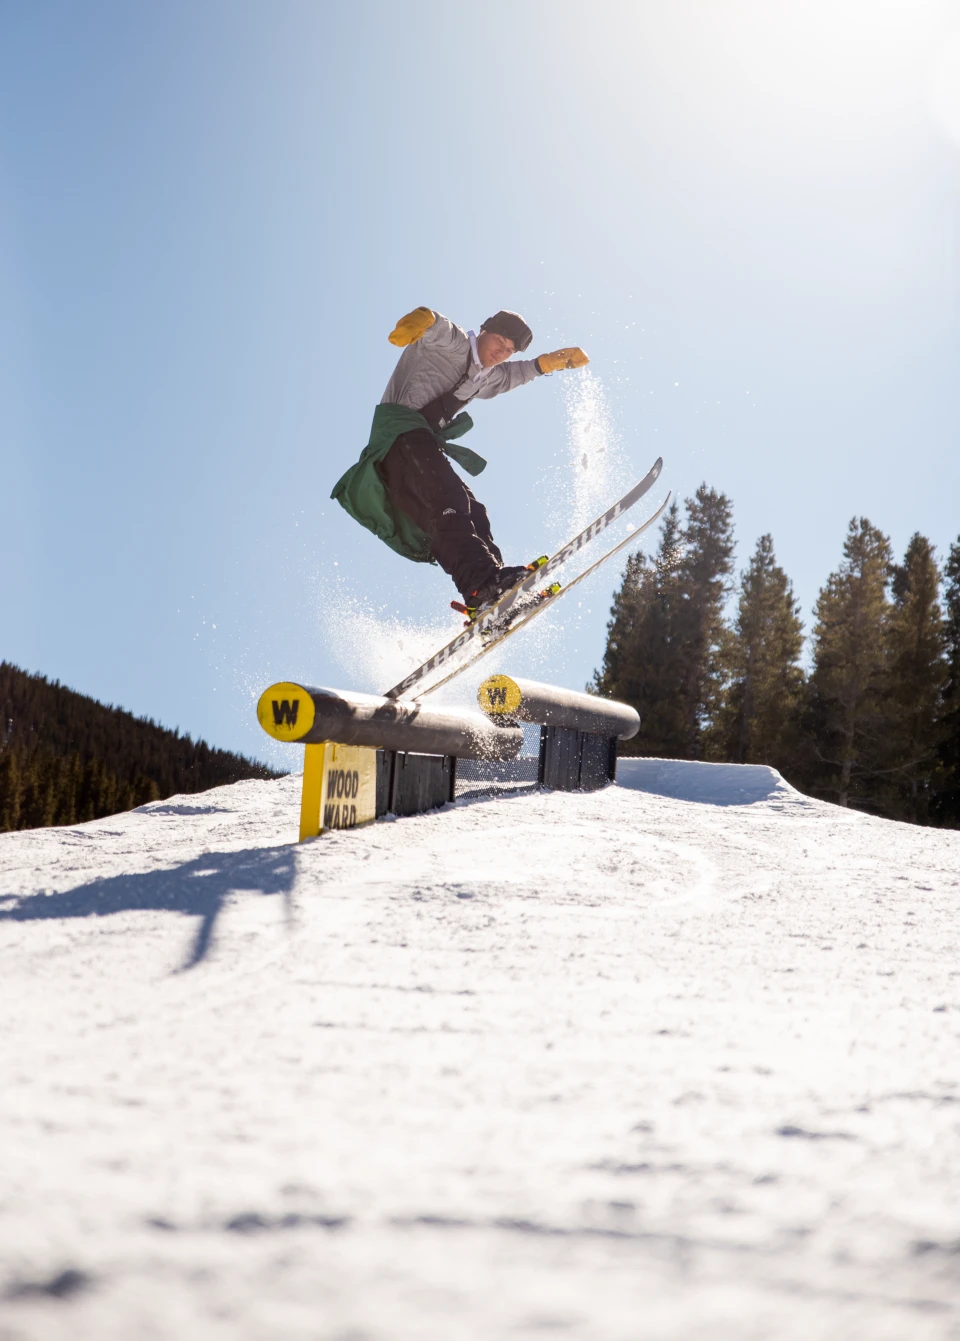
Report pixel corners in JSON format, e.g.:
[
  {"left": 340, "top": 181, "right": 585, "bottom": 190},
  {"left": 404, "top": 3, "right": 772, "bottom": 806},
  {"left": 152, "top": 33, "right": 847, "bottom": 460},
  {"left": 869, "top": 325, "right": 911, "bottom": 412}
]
[{"left": 331, "top": 306, "right": 589, "bottom": 614}]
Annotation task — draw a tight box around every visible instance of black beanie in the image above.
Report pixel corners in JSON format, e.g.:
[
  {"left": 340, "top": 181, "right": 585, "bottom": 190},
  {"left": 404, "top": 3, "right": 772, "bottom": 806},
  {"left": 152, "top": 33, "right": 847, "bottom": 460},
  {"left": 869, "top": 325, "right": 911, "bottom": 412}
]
[{"left": 480, "top": 310, "right": 532, "bottom": 353}]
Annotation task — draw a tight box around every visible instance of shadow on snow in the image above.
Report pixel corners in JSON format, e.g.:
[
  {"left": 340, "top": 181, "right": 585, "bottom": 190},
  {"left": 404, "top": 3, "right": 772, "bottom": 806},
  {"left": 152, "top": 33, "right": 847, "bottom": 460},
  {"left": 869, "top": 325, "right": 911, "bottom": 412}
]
[{"left": 0, "top": 845, "right": 296, "bottom": 971}]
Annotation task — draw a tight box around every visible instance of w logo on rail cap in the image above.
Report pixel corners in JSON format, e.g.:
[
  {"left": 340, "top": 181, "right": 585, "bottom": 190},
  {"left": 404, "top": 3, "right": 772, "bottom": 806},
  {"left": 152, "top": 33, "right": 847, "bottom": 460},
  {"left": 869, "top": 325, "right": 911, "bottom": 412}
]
[
  {"left": 257, "top": 681, "right": 316, "bottom": 742},
  {"left": 273, "top": 699, "right": 298, "bottom": 727},
  {"left": 477, "top": 674, "right": 522, "bottom": 716}
]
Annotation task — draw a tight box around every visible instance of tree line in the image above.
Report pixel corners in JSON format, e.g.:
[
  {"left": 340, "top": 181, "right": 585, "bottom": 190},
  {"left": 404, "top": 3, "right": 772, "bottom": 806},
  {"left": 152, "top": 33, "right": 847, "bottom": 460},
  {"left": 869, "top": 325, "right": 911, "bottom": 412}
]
[
  {"left": 0, "top": 661, "right": 281, "bottom": 833},
  {"left": 593, "top": 487, "right": 959, "bottom": 828}
]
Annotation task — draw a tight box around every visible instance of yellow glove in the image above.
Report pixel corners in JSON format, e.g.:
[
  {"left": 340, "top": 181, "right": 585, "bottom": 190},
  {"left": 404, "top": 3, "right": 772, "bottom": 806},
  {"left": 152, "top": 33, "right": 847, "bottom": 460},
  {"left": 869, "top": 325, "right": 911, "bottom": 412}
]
[
  {"left": 388, "top": 306, "right": 436, "bottom": 347},
  {"left": 536, "top": 347, "right": 590, "bottom": 373}
]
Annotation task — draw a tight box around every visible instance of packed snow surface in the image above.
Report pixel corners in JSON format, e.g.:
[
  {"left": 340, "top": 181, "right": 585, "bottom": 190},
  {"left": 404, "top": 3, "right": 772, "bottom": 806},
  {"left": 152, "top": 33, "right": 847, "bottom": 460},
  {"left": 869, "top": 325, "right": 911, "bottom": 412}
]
[{"left": 0, "top": 764, "right": 957, "bottom": 1340}]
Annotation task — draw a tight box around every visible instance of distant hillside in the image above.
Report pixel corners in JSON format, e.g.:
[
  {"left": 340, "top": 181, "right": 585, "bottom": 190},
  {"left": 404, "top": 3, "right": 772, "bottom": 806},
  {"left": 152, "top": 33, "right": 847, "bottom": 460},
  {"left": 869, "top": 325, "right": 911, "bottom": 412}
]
[{"left": 0, "top": 661, "right": 282, "bottom": 832}]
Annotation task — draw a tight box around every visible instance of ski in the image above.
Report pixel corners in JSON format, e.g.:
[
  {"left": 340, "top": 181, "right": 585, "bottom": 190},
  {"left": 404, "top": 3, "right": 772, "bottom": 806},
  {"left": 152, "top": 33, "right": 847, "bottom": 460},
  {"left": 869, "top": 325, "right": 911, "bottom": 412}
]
[
  {"left": 406, "top": 491, "right": 672, "bottom": 700},
  {"left": 382, "top": 458, "right": 663, "bottom": 700}
]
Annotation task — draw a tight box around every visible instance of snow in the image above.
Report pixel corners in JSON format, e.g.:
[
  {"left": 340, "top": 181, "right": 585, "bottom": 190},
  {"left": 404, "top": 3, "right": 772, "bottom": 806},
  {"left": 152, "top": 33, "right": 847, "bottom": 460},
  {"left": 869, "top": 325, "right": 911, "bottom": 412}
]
[
  {"left": 617, "top": 757, "right": 794, "bottom": 806},
  {"left": 0, "top": 764, "right": 957, "bottom": 1340}
]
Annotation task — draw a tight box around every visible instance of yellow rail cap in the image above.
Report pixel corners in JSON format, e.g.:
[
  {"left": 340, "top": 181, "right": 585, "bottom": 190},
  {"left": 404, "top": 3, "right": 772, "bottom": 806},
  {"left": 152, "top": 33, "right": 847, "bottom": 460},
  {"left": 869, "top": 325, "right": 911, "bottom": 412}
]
[
  {"left": 257, "top": 682, "right": 316, "bottom": 742},
  {"left": 478, "top": 674, "right": 522, "bottom": 716}
]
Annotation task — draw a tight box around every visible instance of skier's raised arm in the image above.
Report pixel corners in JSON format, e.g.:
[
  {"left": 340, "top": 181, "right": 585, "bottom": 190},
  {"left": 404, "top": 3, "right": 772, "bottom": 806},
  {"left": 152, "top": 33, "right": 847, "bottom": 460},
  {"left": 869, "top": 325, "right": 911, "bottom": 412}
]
[{"left": 388, "top": 307, "right": 458, "bottom": 350}]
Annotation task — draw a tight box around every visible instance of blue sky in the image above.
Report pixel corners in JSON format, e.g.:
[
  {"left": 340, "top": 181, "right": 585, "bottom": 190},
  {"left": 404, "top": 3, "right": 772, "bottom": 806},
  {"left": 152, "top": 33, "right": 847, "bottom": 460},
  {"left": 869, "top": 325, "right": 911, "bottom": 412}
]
[{"left": 2, "top": 0, "right": 957, "bottom": 766}]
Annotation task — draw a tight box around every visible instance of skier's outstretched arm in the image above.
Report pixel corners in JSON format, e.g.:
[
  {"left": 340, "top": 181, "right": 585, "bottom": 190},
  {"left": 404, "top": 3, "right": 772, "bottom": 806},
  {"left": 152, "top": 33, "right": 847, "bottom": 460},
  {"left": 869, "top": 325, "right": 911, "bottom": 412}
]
[
  {"left": 387, "top": 307, "right": 458, "bottom": 349},
  {"left": 476, "top": 345, "right": 590, "bottom": 399}
]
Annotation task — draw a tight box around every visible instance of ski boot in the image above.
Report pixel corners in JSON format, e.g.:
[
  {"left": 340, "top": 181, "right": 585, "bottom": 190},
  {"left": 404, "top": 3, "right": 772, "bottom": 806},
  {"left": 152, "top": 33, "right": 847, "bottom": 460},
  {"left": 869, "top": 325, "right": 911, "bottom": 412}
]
[{"left": 451, "top": 557, "right": 559, "bottom": 628}]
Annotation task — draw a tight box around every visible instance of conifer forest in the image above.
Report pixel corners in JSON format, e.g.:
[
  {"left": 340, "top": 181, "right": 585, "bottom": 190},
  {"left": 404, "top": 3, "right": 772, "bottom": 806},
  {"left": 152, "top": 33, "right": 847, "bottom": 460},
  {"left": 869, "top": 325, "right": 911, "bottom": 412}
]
[
  {"left": 0, "top": 662, "right": 280, "bottom": 833},
  {"left": 594, "top": 488, "right": 959, "bottom": 828}
]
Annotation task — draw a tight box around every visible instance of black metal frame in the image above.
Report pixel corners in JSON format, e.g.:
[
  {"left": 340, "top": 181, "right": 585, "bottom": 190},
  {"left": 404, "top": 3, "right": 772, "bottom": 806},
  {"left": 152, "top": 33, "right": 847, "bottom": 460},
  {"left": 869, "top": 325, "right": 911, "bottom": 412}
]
[
  {"left": 376, "top": 749, "right": 457, "bottom": 818},
  {"left": 370, "top": 728, "right": 617, "bottom": 817},
  {"left": 538, "top": 726, "right": 618, "bottom": 792}
]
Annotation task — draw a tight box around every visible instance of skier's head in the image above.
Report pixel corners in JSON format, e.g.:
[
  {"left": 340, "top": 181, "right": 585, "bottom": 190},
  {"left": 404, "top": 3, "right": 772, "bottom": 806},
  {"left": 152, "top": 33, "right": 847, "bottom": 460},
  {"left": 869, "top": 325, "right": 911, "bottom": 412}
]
[{"left": 478, "top": 310, "right": 533, "bottom": 367}]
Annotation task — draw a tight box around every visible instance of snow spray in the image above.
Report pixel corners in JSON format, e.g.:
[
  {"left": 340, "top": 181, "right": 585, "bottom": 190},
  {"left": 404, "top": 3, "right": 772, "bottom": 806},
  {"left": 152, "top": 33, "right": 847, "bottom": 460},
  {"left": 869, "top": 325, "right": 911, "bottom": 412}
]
[{"left": 551, "top": 368, "right": 633, "bottom": 545}]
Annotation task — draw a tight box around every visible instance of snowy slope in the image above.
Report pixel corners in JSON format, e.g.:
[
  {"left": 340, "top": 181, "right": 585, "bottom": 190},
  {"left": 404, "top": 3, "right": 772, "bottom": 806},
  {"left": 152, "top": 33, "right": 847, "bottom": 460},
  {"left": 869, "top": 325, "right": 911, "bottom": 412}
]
[{"left": 0, "top": 765, "right": 957, "bottom": 1341}]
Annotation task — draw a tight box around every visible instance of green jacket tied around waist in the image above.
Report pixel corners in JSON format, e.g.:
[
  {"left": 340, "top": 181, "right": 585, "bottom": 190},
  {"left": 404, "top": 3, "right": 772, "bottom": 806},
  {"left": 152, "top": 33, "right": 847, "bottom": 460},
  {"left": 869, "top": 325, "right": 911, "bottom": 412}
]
[{"left": 330, "top": 403, "right": 487, "bottom": 564}]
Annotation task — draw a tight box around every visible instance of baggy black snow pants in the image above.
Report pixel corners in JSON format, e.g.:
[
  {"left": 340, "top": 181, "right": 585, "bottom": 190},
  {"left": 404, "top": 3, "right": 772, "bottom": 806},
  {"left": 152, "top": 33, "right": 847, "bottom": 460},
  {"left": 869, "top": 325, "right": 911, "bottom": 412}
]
[{"left": 379, "top": 429, "right": 502, "bottom": 601}]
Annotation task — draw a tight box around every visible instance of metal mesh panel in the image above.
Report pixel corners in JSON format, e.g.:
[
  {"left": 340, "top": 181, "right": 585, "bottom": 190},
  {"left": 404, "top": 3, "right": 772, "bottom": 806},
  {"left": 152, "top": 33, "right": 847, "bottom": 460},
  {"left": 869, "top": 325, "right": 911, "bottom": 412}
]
[{"left": 454, "top": 723, "right": 541, "bottom": 800}]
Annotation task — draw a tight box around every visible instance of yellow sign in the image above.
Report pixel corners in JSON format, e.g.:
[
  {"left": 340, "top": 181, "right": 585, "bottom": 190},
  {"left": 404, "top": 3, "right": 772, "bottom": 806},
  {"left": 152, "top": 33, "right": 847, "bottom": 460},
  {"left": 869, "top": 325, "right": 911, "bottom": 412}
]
[
  {"left": 257, "top": 682, "right": 315, "bottom": 742},
  {"left": 478, "top": 674, "right": 522, "bottom": 716},
  {"left": 300, "top": 741, "right": 377, "bottom": 842}
]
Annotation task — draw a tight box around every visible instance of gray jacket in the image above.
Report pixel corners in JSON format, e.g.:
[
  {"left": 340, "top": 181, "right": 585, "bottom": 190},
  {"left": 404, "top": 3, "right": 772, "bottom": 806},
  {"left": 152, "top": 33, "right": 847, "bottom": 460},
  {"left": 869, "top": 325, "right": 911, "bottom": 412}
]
[{"left": 380, "top": 311, "right": 540, "bottom": 411}]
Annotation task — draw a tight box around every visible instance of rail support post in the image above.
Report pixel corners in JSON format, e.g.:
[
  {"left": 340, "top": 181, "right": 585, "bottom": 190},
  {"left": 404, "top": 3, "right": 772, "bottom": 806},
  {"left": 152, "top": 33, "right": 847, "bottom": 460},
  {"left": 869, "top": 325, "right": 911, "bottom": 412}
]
[
  {"left": 300, "top": 743, "right": 326, "bottom": 841},
  {"left": 296, "top": 740, "right": 378, "bottom": 842}
]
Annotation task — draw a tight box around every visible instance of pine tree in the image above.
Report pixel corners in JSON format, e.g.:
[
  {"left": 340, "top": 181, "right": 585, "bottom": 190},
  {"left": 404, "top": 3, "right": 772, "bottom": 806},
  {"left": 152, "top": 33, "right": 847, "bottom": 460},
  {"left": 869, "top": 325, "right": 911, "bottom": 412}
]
[
  {"left": 885, "top": 534, "right": 946, "bottom": 823},
  {"left": 709, "top": 533, "right": 805, "bottom": 770},
  {"left": 0, "top": 749, "right": 21, "bottom": 832},
  {"left": 674, "top": 485, "right": 736, "bottom": 755},
  {"left": 932, "top": 541, "right": 959, "bottom": 827},
  {"left": 591, "top": 549, "right": 652, "bottom": 704},
  {"left": 807, "top": 518, "right": 893, "bottom": 812},
  {"left": 592, "top": 501, "right": 688, "bottom": 755},
  {"left": 593, "top": 487, "right": 734, "bottom": 759},
  {"left": 135, "top": 775, "right": 161, "bottom": 807},
  {"left": 62, "top": 752, "right": 82, "bottom": 826}
]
